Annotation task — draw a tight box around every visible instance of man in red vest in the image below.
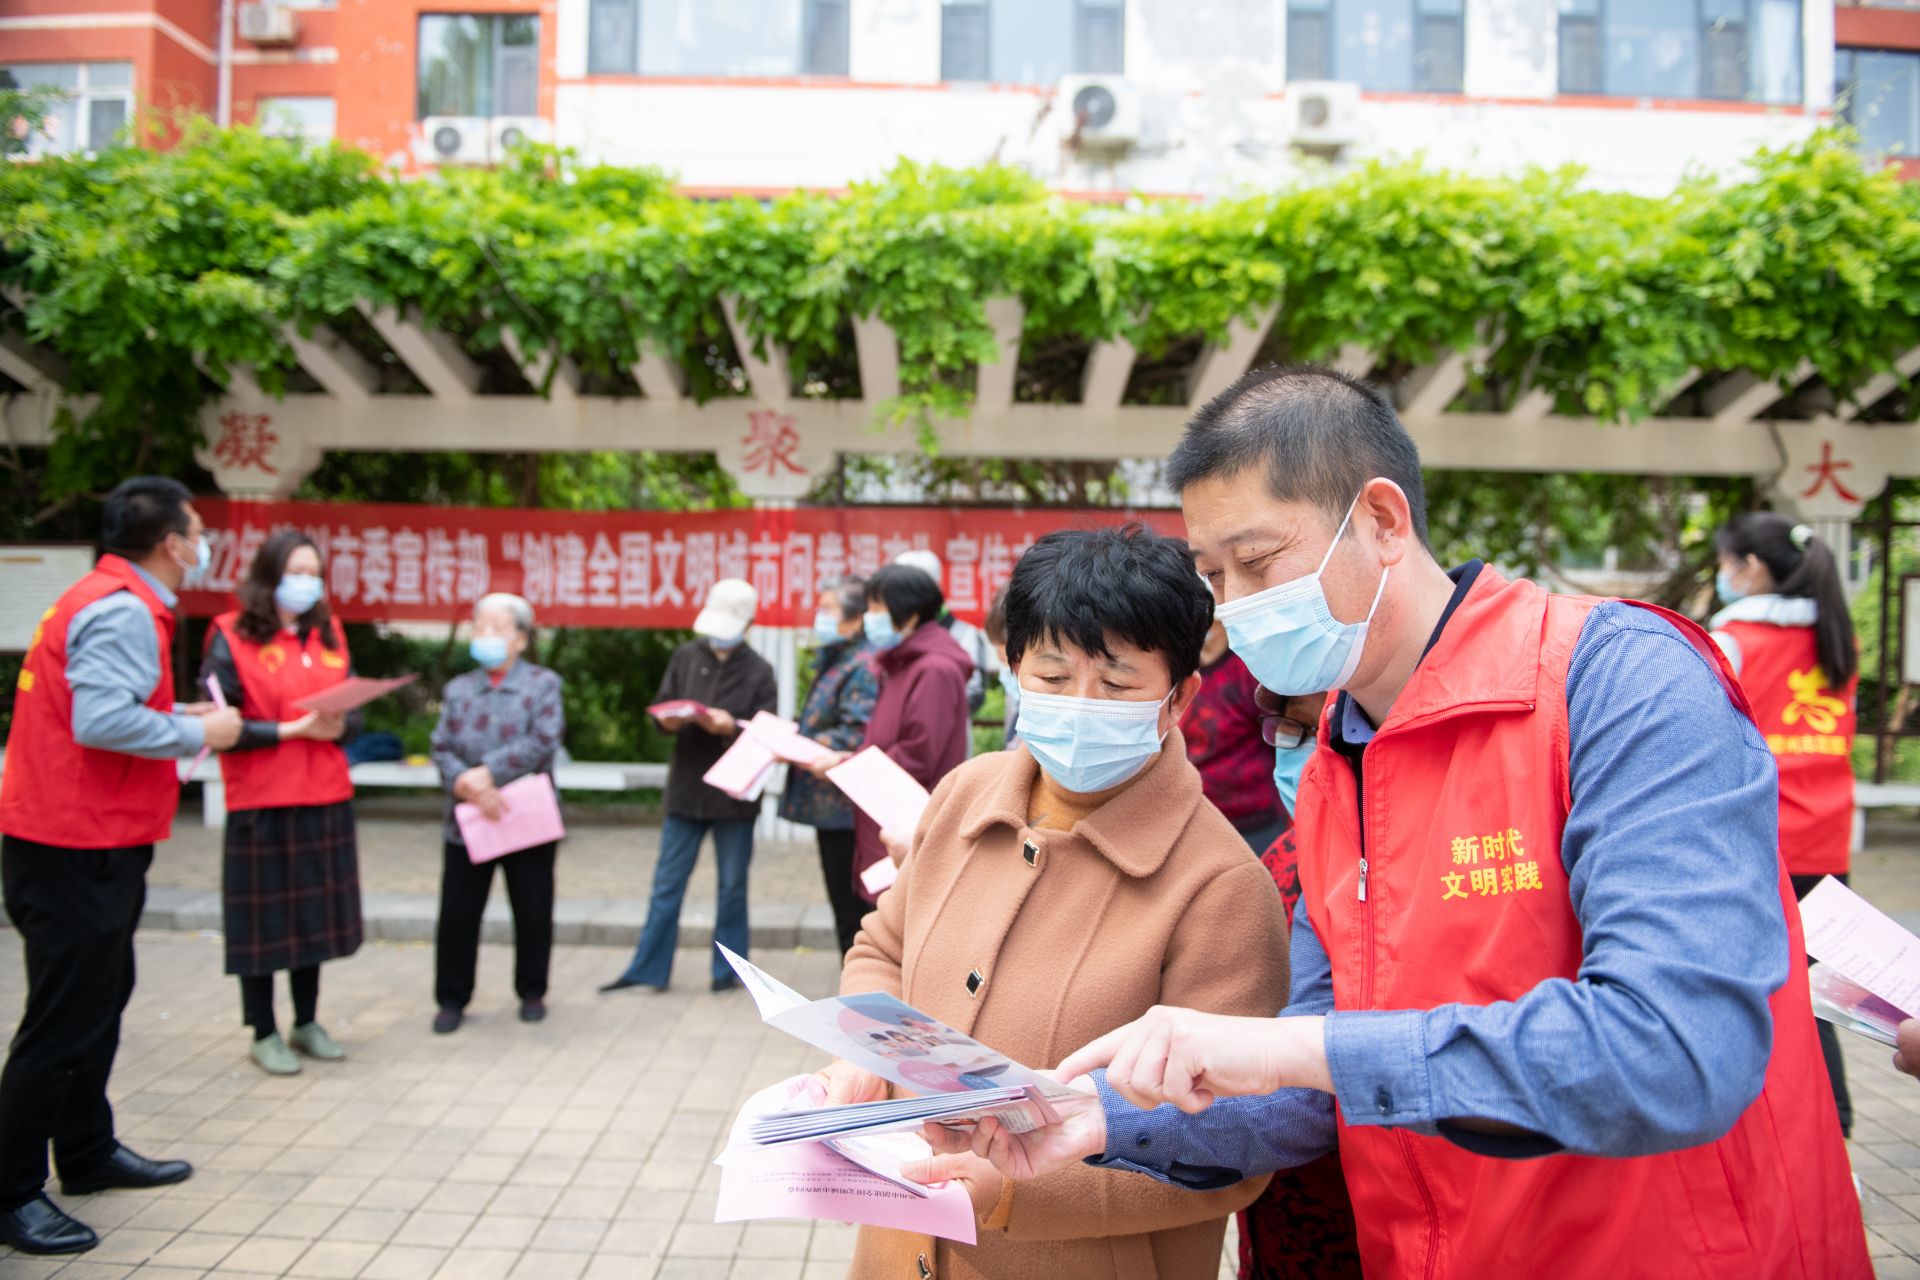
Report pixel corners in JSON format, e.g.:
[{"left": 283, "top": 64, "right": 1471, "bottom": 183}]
[
  {"left": 0, "top": 476, "right": 242, "bottom": 1256},
  {"left": 917, "top": 366, "right": 1870, "bottom": 1277}
]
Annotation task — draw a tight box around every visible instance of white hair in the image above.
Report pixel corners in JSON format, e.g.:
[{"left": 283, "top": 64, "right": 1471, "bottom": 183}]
[{"left": 475, "top": 592, "right": 534, "bottom": 634}]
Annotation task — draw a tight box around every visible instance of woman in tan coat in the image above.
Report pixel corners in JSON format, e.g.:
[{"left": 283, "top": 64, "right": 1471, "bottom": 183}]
[{"left": 821, "top": 524, "right": 1289, "bottom": 1280}]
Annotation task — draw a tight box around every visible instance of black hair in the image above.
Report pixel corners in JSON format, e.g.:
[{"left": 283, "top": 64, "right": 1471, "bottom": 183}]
[
  {"left": 827, "top": 577, "right": 867, "bottom": 624},
  {"left": 1715, "top": 512, "right": 1857, "bottom": 687},
  {"left": 235, "top": 528, "right": 336, "bottom": 647},
  {"left": 983, "top": 586, "right": 1010, "bottom": 646},
  {"left": 101, "top": 476, "right": 192, "bottom": 558},
  {"left": 866, "top": 564, "right": 944, "bottom": 630},
  {"left": 1165, "top": 362, "right": 1429, "bottom": 546},
  {"left": 1004, "top": 523, "right": 1214, "bottom": 686}
]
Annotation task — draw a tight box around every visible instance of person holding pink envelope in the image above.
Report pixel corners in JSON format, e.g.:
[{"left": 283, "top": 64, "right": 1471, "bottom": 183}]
[
  {"left": 201, "top": 530, "right": 363, "bottom": 1077},
  {"left": 429, "top": 593, "right": 566, "bottom": 1033}
]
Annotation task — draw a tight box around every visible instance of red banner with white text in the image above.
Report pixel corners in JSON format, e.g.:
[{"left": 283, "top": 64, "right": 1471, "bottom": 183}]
[{"left": 182, "top": 500, "right": 1185, "bottom": 629}]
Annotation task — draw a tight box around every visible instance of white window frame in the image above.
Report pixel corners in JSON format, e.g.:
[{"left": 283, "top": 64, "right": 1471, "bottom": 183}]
[{"left": 0, "top": 61, "right": 134, "bottom": 157}]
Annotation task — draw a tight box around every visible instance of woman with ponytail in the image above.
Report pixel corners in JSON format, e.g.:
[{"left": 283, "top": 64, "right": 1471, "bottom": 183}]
[{"left": 1711, "top": 512, "right": 1859, "bottom": 1137}]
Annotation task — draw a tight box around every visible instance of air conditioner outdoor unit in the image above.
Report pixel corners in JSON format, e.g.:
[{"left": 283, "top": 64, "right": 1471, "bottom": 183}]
[
  {"left": 1287, "top": 81, "right": 1362, "bottom": 152},
  {"left": 490, "top": 116, "right": 552, "bottom": 158},
  {"left": 1057, "top": 75, "right": 1143, "bottom": 153},
  {"left": 237, "top": 1, "right": 299, "bottom": 47},
  {"left": 419, "top": 116, "right": 493, "bottom": 167}
]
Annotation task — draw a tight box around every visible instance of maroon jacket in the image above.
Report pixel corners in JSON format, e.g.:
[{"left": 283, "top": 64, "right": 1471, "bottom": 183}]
[{"left": 852, "top": 621, "right": 973, "bottom": 902}]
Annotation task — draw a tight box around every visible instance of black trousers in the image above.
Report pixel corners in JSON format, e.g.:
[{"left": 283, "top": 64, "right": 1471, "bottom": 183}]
[
  {"left": 0, "top": 835, "right": 152, "bottom": 1208},
  {"left": 434, "top": 840, "right": 555, "bottom": 1010},
  {"left": 815, "top": 828, "right": 865, "bottom": 957},
  {"left": 239, "top": 966, "right": 320, "bottom": 1039},
  {"left": 1792, "top": 871, "right": 1855, "bottom": 1137}
]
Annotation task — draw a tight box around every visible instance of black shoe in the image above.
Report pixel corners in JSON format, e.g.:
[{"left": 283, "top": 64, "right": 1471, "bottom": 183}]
[
  {"left": 0, "top": 1195, "right": 97, "bottom": 1255},
  {"left": 432, "top": 1007, "right": 463, "bottom": 1035},
  {"left": 597, "top": 976, "right": 663, "bottom": 994},
  {"left": 710, "top": 976, "right": 738, "bottom": 993},
  {"left": 59, "top": 1145, "right": 191, "bottom": 1196},
  {"left": 518, "top": 998, "right": 547, "bottom": 1023}
]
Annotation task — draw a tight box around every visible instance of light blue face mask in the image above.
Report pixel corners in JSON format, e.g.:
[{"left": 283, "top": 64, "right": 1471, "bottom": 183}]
[
  {"left": 274, "top": 572, "right": 324, "bottom": 617},
  {"left": 1715, "top": 569, "right": 1747, "bottom": 605},
  {"left": 1212, "top": 491, "right": 1389, "bottom": 697},
  {"left": 1273, "top": 740, "right": 1314, "bottom": 818},
  {"left": 470, "top": 635, "right": 510, "bottom": 670},
  {"left": 813, "top": 610, "right": 843, "bottom": 644},
  {"left": 863, "top": 611, "right": 902, "bottom": 650},
  {"left": 1017, "top": 688, "right": 1173, "bottom": 794}
]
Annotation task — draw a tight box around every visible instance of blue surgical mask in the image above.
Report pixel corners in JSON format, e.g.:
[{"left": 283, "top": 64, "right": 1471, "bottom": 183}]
[
  {"left": 1018, "top": 688, "right": 1173, "bottom": 794},
  {"left": 1273, "top": 740, "right": 1315, "bottom": 819},
  {"left": 813, "top": 610, "right": 843, "bottom": 644},
  {"left": 1715, "top": 570, "right": 1747, "bottom": 605},
  {"left": 470, "top": 635, "right": 510, "bottom": 670},
  {"left": 998, "top": 667, "right": 1022, "bottom": 717},
  {"left": 710, "top": 634, "right": 742, "bottom": 652},
  {"left": 275, "top": 572, "right": 324, "bottom": 616},
  {"left": 864, "top": 611, "right": 902, "bottom": 650},
  {"left": 1213, "top": 491, "right": 1388, "bottom": 697}
]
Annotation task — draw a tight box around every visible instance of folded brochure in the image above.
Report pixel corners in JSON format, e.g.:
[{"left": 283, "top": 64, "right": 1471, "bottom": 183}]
[
  {"left": 1800, "top": 875, "right": 1919, "bottom": 1044},
  {"left": 716, "top": 943, "right": 1070, "bottom": 1147}
]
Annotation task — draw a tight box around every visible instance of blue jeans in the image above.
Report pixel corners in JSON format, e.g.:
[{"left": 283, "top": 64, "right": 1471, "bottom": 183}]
[{"left": 621, "top": 815, "right": 754, "bottom": 986}]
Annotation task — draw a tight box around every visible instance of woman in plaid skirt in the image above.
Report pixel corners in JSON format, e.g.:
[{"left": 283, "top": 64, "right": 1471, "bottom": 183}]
[{"left": 200, "top": 531, "right": 364, "bottom": 1076}]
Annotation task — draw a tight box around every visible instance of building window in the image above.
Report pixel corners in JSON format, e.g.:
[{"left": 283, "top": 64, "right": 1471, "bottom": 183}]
[
  {"left": 942, "top": 0, "right": 1127, "bottom": 84},
  {"left": 256, "top": 95, "right": 336, "bottom": 143},
  {"left": 1839, "top": 47, "right": 1920, "bottom": 158},
  {"left": 1557, "top": 0, "right": 1803, "bottom": 104},
  {"left": 417, "top": 14, "right": 540, "bottom": 119},
  {"left": 0, "top": 62, "right": 133, "bottom": 156},
  {"left": 1285, "top": 0, "right": 1464, "bottom": 93},
  {"left": 585, "top": 0, "right": 851, "bottom": 77}
]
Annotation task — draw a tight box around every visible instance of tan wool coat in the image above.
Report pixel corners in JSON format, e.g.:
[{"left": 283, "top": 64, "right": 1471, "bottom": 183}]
[{"left": 841, "top": 730, "right": 1290, "bottom": 1280}]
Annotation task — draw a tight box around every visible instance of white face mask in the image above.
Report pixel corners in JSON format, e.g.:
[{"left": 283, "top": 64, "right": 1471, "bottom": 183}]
[{"left": 1017, "top": 687, "right": 1175, "bottom": 794}]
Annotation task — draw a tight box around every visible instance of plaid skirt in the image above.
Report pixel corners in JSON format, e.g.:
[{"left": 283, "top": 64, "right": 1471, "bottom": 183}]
[{"left": 222, "top": 799, "right": 364, "bottom": 976}]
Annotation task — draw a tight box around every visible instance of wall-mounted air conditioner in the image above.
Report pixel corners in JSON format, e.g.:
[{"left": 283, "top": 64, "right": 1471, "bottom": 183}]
[
  {"left": 237, "top": 2, "right": 299, "bottom": 47},
  {"left": 490, "top": 116, "right": 552, "bottom": 158},
  {"left": 1057, "top": 75, "right": 1144, "bottom": 153},
  {"left": 1287, "top": 81, "right": 1362, "bottom": 152},
  {"left": 419, "top": 117, "right": 493, "bottom": 167}
]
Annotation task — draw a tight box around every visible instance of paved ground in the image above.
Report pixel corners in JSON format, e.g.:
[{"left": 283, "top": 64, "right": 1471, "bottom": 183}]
[{"left": 0, "top": 816, "right": 1916, "bottom": 1278}]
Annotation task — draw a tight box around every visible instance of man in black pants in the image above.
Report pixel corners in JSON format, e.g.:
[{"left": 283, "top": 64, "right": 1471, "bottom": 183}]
[{"left": 0, "top": 478, "right": 241, "bottom": 1254}]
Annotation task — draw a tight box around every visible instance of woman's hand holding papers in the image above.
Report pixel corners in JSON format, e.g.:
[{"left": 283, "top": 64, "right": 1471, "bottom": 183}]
[
  {"left": 803, "top": 748, "right": 852, "bottom": 778},
  {"left": 915, "top": 1074, "right": 1105, "bottom": 1180},
  {"left": 817, "top": 1058, "right": 890, "bottom": 1107},
  {"left": 898, "top": 1152, "right": 1004, "bottom": 1220},
  {"left": 1057, "top": 1008, "right": 1332, "bottom": 1114}
]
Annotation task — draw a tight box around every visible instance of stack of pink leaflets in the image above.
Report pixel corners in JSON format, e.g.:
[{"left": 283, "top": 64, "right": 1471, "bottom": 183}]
[
  {"left": 454, "top": 772, "right": 567, "bottom": 864},
  {"left": 824, "top": 747, "right": 932, "bottom": 895},
  {"left": 646, "top": 698, "right": 714, "bottom": 722},
  {"left": 701, "top": 711, "right": 839, "bottom": 802}
]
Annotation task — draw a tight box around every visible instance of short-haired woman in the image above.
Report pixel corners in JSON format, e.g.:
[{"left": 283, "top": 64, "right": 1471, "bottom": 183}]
[
  {"left": 1711, "top": 514, "right": 1861, "bottom": 1138},
  {"left": 429, "top": 593, "right": 565, "bottom": 1034},
  {"left": 818, "top": 524, "right": 1287, "bottom": 1279},
  {"left": 782, "top": 578, "right": 880, "bottom": 956},
  {"left": 809, "top": 563, "right": 973, "bottom": 903},
  {"left": 201, "top": 530, "right": 363, "bottom": 1075}
]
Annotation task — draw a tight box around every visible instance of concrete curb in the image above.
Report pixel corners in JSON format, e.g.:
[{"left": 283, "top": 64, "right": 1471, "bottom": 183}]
[{"left": 1, "top": 884, "right": 844, "bottom": 951}]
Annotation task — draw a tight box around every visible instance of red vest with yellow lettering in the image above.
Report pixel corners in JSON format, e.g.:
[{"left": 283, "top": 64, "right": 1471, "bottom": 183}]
[
  {"left": 210, "top": 611, "right": 353, "bottom": 812},
  {"left": 0, "top": 555, "right": 182, "bottom": 848},
  {"left": 1292, "top": 569, "right": 1867, "bottom": 1279},
  {"left": 1719, "top": 619, "right": 1857, "bottom": 877}
]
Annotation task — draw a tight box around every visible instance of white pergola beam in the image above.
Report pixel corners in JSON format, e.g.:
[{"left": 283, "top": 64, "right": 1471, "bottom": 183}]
[
  {"left": 1399, "top": 348, "right": 1480, "bottom": 419},
  {"left": 1838, "top": 345, "right": 1920, "bottom": 420},
  {"left": 282, "top": 324, "right": 377, "bottom": 403},
  {"left": 1506, "top": 387, "right": 1554, "bottom": 423},
  {"left": 0, "top": 331, "right": 65, "bottom": 394},
  {"left": 721, "top": 296, "right": 790, "bottom": 402},
  {"left": 1331, "top": 344, "right": 1373, "bottom": 379},
  {"left": 1080, "top": 336, "right": 1138, "bottom": 411},
  {"left": 1704, "top": 360, "right": 1813, "bottom": 425},
  {"left": 630, "top": 342, "right": 685, "bottom": 403},
  {"left": 362, "top": 305, "right": 482, "bottom": 402},
  {"left": 976, "top": 296, "right": 1025, "bottom": 413},
  {"left": 498, "top": 328, "right": 579, "bottom": 401},
  {"left": 851, "top": 315, "right": 901, "bottom": 403},
  {"left": 1186, "top": 306, "right": 1280, "bottom": 407}
]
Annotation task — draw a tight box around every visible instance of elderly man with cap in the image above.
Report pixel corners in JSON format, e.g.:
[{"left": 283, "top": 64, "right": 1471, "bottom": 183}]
[{"left": 602, "top": 579, "right": 777, "bottom": 994}]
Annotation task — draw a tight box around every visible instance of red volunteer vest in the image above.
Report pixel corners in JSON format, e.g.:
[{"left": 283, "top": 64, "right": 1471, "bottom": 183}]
[
  {"left": 1719, "top": 620, "right": 1857, "bottom": 877},
  {"left": 0, "top": 555, "right": 182, "bottom": 848},
  {"left": 210, "top": 611, "right": 353, "bottom": 812},
  {"left": 1293, "top": 569, "right": 1867, "bottom": 1279}
]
